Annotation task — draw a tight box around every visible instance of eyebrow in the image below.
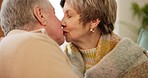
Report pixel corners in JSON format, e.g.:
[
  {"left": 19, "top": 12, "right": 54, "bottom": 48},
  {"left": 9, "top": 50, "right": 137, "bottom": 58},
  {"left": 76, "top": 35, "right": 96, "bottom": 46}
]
[{"left": 66, "top": 10, "right": 73, "bottom": 14}]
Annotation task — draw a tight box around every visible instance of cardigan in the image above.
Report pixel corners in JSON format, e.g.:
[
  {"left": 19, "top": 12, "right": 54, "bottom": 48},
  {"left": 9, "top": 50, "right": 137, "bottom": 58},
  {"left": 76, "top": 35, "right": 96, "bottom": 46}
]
[
  {"left": 85, "top": 38, "right": 148, "bottom": 78},
  {"left": 65, "top": 38, "right": 148, "bottom": 78}
]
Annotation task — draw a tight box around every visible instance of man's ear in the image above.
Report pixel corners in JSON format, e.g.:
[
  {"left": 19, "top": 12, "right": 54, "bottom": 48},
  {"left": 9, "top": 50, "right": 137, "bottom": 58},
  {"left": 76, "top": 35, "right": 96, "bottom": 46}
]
[
  {"left": 33, "top": 5, "right": 46, "bottom": 26},
  {"left": 90, "top": 19, "right": 100, "bottom": 29}
]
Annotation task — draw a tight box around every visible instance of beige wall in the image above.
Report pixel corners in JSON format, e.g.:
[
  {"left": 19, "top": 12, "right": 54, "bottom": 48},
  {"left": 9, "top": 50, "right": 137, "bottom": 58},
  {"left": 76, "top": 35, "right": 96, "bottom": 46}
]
[{"left": 114, "top": 0, "right": 148, "bottom": 42}]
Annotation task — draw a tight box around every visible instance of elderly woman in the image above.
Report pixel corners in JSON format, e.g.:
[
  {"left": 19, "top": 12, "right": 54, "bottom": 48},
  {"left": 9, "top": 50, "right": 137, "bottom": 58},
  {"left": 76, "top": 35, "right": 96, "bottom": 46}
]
[{"left": 60, "top": 0, "right": 148, "bottom": 78}]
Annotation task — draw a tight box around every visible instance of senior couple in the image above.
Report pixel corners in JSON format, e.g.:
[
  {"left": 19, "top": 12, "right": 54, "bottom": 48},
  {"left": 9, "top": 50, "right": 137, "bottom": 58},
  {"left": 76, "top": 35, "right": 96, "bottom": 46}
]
[{"left": 0, "top": 0, "right": 147, "bottom": 78}]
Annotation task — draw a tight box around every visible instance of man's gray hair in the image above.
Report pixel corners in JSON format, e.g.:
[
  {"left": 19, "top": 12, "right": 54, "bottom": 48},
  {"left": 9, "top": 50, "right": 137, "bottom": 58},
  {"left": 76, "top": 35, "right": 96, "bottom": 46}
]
[{"left": 0, "top": 0, "right": 50, "bottom": 35}]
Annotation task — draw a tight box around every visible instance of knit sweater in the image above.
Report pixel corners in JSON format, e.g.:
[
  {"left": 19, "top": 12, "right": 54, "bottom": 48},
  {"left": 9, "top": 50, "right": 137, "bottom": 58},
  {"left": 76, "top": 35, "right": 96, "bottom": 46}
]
[
  {"left": 84, "top": 38, "right": 148, "bottom": 78},
  {"left": 65, "top": 33, "right": 120, "bottom": 78},
  {"left": 65, "top": 38, "right": 148, "bottom": 78},
  {"left": 79, "top": 48, "right": 97, "bottom": 70}
]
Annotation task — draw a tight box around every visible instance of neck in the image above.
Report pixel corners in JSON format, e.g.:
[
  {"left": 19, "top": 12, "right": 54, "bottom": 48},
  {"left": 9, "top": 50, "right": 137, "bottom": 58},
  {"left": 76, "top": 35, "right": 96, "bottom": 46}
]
[
  {"left": 32, "top": 23, "right": 44, "bottom": 31},
  {"left": 73, "top": 31, "right": 101, "bottom": 50}
]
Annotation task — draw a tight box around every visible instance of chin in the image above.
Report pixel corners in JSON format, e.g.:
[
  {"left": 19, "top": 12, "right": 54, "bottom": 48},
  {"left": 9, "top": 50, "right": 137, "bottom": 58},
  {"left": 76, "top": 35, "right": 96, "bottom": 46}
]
[
  {"left": 58, "top": 42, "right": 64, "bottom": 45},
  {"left": 65, "top": 38, "right": 72, "bottom": 43},
  {"left": 64, "top": 35, "right": 72, "bottom": 42},
  {"left": 58, "top": 37, "right": 65, "bottom": 45}
]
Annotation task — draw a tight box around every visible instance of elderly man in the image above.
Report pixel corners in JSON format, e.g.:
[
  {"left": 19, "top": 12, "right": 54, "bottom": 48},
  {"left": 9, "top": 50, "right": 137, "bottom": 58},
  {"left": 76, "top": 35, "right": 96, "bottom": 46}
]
[{"left": 0, "top": 0, "right": 78, "bottom": 78}]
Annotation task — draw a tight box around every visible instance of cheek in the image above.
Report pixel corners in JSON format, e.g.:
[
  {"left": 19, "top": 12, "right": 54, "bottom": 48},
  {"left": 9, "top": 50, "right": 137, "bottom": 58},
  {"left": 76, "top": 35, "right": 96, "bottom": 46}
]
[
  {"left": 66, "top": 20, "right": 79, "bottom": 30},
  {"left": 68, "top": 25, "right": 84, "bottom": 39},
  {"left": 49, "top": 18, "right": 60, "bottom": 29}
]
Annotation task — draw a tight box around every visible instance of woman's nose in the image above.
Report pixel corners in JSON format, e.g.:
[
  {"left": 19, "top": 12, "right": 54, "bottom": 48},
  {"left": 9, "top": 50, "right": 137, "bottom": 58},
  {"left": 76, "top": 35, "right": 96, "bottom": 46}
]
[{"left": 61, "top": 18, "right": 66, "bottom": 27}]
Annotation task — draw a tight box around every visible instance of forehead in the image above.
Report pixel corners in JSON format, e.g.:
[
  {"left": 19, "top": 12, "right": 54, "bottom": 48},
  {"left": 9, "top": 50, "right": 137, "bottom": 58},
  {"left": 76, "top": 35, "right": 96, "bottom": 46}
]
[{"left": 63, "top": 0, "right": 80, "bottom": 14}]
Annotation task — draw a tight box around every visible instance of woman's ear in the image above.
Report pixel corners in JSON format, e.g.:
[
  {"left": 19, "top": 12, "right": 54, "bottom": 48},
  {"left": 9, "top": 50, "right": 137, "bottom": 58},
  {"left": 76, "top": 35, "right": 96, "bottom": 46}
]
[
  {"left": 33, "top": 5, "right": 46, "bottom": 26},
  {"left": 90, "top": 19, "right": 100, "bottom": 29}
]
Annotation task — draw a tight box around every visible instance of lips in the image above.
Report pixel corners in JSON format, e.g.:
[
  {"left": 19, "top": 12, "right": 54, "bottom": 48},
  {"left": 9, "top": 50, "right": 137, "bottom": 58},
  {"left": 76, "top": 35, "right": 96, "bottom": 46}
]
[{"left": 63, "top": 30, "right": 68, "bottom": 35}]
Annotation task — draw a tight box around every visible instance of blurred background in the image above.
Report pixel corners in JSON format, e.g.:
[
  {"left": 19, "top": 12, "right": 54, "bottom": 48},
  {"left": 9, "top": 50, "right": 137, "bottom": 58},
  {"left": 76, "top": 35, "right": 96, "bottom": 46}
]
[{"left": 114, "top": 0, "right": 148, "bottom": 50}]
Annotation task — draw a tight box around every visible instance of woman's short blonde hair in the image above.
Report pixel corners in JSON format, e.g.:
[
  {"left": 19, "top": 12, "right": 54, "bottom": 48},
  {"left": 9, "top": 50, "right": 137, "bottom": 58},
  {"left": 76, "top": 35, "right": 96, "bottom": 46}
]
[{"left": 67, "top": 0, "right": 117, "bottom": 34}]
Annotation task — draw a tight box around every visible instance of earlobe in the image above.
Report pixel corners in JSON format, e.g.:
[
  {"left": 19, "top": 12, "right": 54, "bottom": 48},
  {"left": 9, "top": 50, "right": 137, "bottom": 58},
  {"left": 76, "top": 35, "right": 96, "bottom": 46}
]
[{"left": 33, "top": 5, "right": 46, "bottom": 26}]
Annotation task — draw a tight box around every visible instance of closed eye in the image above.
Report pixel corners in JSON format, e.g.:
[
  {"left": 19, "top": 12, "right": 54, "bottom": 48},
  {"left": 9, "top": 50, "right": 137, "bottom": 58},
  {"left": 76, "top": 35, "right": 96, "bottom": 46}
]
[{"left": 67, "top": 15, "right": 72, "bottom": 18}]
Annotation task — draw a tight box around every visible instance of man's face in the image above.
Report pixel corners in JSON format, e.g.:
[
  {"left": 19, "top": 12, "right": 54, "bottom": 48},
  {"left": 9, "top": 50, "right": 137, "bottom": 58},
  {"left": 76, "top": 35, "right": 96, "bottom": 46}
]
[{"left": 44, "top": 3, "right": 64, "bottom": 45}]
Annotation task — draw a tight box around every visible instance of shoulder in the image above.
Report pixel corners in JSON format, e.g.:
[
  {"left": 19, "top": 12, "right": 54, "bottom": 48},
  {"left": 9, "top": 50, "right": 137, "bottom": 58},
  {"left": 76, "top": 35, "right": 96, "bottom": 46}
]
[
  {"left": 1, "top": 29, "right": 62, "bottom": 55},
  {"left": 113, "top": 38, "right": 143, "bottom": 52},
  {"left": 121, "top": 62, "right": 148, "bottom": 78},
  {"left": 16, "top": 29, "right": 60, "bottom": 49}
]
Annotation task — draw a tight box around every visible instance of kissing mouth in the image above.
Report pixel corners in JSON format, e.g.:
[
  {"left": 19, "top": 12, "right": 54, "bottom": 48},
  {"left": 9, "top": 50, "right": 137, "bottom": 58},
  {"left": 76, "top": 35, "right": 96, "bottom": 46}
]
[{"left": 63, "top": 30, "right": 68, "bottom": 35}]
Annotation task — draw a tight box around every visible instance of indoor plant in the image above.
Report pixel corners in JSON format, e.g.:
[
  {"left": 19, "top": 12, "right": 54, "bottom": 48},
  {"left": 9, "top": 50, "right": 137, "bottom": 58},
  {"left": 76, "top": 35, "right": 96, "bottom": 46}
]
[{"left": 131, "top": 2, "right": 148, "bottom": 29}]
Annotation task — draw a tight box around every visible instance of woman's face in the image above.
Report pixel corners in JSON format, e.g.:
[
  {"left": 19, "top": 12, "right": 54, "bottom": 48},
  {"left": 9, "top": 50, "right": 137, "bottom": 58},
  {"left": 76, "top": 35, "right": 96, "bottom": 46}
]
[{"left": 61, "top": 1, "right": 90, "bottom": 42}]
